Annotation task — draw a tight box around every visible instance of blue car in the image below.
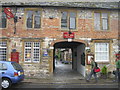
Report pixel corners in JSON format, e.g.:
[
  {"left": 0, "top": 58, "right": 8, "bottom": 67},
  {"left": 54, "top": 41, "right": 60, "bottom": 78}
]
[{"left": 0, "top": 61, "right": 24, "bottom": 88}]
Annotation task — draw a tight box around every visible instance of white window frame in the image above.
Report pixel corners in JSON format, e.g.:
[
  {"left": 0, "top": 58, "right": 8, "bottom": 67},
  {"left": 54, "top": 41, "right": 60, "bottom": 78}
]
[
  {"left": 24, "top": 42, "right": 40, "bottom": 63},
  {"left": 33, "top": 42, "right": 40, "bottom": 62},
  {"left": 0, "top": 41, "right": 7, "bottom": 61},
  {"left": 95, "top": 43, "right": 109, "bottom": 62}
]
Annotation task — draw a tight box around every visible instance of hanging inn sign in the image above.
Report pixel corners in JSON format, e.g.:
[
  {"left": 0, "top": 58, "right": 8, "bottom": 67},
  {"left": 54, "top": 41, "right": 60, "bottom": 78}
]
[
  {"left": 4, "top": 7, "right": 18, "bottom": 34},
  {"left": 4, "top": 8, "right": 14, "bottom": 19}
]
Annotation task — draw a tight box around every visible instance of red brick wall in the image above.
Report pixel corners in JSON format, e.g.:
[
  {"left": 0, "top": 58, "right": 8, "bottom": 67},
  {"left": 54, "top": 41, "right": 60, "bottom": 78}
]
[{"left": 1, "top": 8, "right": 119, "bottom": 40}]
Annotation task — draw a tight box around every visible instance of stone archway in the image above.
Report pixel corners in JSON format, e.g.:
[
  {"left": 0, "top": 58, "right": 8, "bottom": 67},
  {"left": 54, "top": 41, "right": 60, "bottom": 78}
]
[
  {"left": 49, "top": 39, "right": 87, "bottom": 76},
  {"left": 50, "top": 39, "right": 88, "bottom": 47}
]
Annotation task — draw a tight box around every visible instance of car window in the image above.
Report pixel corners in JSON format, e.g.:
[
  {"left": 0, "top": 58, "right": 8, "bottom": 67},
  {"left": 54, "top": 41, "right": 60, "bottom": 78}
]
[
  {"left": 11, "top": 62, "right": 23, "bottom": 71},
  {"left": 0, "top": 63, "right": 7, "bottom": 70}
]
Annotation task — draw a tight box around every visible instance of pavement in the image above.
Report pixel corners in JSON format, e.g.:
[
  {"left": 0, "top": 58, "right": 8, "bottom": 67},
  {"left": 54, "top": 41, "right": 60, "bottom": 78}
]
[
  {"left": 22, "top": 76, "right": 119, "bottom": 85},
  {"left": 22, "top": 61, "right": 119, "bottom": 85}
]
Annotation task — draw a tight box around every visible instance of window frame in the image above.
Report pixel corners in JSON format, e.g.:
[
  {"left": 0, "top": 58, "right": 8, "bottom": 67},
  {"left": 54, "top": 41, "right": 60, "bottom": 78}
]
[
  {"left": 0, "top": 41, "right": 7, "bottom": 61},
  {"left": 0, "top": 11, "right": 7, "bottom": 29},
  {"left": 94, "top": 11, "right": 109, "bottom": 31},
  {"left": 25, "top": 8, "right": 42, "bottom": 30},
  {"left": 61, "top": 10, "right": 77, "bottom": 31},
  {"left": 24, "top": 41, "right": 40, "bottom": 63},
  {"left": 95, "top": 42, "right": 109, "bottom": 62}
]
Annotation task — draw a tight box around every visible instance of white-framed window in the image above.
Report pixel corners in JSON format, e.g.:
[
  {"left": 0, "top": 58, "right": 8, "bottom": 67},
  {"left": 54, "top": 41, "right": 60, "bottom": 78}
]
[
  {"left": 0, "top": 41, "right": 7, "bottom": 61},
  {"left": 24, "top": 42, "right": 40, "bottom": 63},
  {"left": 95, "top": 43, "right": 109, "bottom": 62}
]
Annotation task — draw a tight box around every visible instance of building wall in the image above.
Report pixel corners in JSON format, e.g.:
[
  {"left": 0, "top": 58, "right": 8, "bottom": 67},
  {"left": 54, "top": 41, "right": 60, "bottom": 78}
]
[
  {"left": 0, "top": 7, "right": 119, "bottom": 78},
  {"left": 77, "top": 44, "right": 86, "bottom": 77}
]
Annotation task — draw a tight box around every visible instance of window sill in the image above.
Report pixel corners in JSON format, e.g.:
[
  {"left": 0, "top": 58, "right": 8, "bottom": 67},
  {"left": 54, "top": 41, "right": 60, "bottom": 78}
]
[
  {"left": 26, "top": 28, "right": 41, "bottom": 30},
  {"left": 0, "top": 28, "right": 7, "bottom": 29},
  {"left": 24, "top": 62, "right": 40, "bottom": 64},
  {"left": 95, "top": 61, "right": 110, "bottom": 64},
  {"left": 94, "top": 30, "right": 110, "bottom": 32},
  {"left": 59, "top": 29, "right": 78, "bottom": 32}
]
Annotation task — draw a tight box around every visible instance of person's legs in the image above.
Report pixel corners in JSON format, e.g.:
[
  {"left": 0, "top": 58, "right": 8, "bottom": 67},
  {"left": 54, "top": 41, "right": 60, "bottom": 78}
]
[
  {"left": 93, "top": 72, "right": 98, "bottom": 82},
  {"left": 113, "top": 69, "right": 118, "bottom": 82},
  {"left": 86, "top": 70, "right": 94, "bottom": 81},
  {"left": 118, "top": 69, "right": 120, "bottom": 82}
]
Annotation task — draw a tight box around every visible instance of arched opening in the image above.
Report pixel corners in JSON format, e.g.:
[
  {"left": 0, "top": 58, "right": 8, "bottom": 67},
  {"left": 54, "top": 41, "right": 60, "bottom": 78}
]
[{"left": 53, "top": 41, "right": 86, "bottom": 78}]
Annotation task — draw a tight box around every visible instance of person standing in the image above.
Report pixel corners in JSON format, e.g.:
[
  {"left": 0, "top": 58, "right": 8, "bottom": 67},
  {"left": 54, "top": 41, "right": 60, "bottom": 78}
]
[
  {"left": 114, "top": 57, "right": 120, "bottom": 82},
  {"left": 86, "top": 57, "right": 98, "bottom": 83},
  {"left": 55, "top": 55, "right": 58, "bottom": 64}
]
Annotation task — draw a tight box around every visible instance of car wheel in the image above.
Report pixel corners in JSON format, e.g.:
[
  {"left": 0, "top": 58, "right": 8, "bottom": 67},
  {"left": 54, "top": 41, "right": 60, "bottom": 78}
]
[{"left": 1, "top": 78, "right": 12, "bottom": 89}]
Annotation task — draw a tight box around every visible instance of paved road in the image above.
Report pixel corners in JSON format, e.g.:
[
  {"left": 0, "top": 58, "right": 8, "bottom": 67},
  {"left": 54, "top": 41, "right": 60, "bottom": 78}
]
[
  {"left": 5, "top": 61, "right": 119, "bottom": 90},
  {"left": 7, "top": 82, "right": 119, "bottom": 90}
]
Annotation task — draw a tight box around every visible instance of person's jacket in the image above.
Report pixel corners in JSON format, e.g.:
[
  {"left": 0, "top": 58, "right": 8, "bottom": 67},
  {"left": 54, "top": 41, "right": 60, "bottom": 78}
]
[
  {"left": 116, "top": 60, "right": 120, "bottom": 69},
  {"left": 91, "top": 61, "right": 96, "bottom": 70}
]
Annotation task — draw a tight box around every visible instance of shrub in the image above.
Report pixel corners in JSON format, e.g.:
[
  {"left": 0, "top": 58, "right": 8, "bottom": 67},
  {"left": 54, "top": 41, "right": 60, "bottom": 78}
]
[{"left": 101, "top": 65, "right": 107, "bottom": 75}]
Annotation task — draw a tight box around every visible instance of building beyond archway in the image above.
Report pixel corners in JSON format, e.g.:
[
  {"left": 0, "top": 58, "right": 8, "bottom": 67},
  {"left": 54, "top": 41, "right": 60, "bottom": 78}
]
[{"left": 52, "top": 41, "right": 86, "bottom": 77}]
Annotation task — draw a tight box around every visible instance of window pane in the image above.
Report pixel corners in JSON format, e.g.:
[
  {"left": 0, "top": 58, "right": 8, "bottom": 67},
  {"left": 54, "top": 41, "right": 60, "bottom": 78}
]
[
  {"left": 24, "top": 42, "right": 32, "bottom": 62},
  {"left": 1, "top": 63, "right": 7, "bottom": 70},
  {"left": 0, "top": 12, "right": 6, "bottom": 28},
  {"left": 95, "top": 43, "right": 109, "bottom": 61},
  {"left": 61, "top": 12, "right": 67, "bottom": 28},
  {"left": 34, "top": 42, "right": 40, "bottom": 47},
  {"left": 24, "top": 42, "right": 40, "bottom": 63},
  {"left": 70, "top": 12, "right": 76, "bottom": 18},
  {"left": 33, "top": 42, "right": 40, "bottom": 62},
  {"left": 11, "top": 62, "right": 23, "bottom": 70},
  {"left": 70, "top": 18, "right": 76, "bottom": 29},
  {"left": 33, "top": 49, "right": 40, "bottom": 62},
  {"left": 34, "top": 11, "right": 41, "bottom": 28},
  {"left": 25, "top": 42, "right": 32, "bottom": 47},
  {"left": 94, "top": 13, "right": 100, "bottom": 30},
  {"left": 70, "top": 12, "right": 76, "bottom": 29},
  {"left": 102, "top": 13, "right": 108, "bottom": 30},
  {"left": 0, "top": 63, "right": 2, "bottom": 70},
  {"left": 26, "top": 11, "right": 33, "bottom": 28},
  {"left": 0, "top": 41, "right": 7, "bottom": 61},
  {"left": 102, "top": 19, "right": 108, "bottom": 30},
  {"left": 102, "top": 13, "right": 108, "bottom": 18},
  {"left": 25, "top": 48, "right": 32, "bottom": 62}
]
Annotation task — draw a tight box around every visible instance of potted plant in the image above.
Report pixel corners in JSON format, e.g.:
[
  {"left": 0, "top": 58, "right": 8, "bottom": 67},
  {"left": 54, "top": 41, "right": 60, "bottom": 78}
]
[{"left": 101, "top": 65, "right": 108, "bottom": 79}]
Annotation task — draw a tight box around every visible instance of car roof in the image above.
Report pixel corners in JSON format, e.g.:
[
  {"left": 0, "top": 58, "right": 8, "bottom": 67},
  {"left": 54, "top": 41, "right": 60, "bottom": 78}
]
[{"left": 0, "top": 61, "right": 15, "bottom": 63}]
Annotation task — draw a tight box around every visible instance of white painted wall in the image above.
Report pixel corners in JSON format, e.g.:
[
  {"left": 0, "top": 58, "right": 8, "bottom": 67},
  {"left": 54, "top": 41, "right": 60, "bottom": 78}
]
[{"left": 77, "top": 44, "right": 86, "bottom": 77}]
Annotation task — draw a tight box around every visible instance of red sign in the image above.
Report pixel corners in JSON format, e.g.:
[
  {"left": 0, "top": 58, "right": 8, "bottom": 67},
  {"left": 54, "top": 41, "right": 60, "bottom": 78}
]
[
  {"left": 63, "top": 32, "right": 74, "bottom": 39},
  {"left": 115, "top": 54, "right": 120, "bottom": 58},
  {"left": 11, "top": 52, "right": 19, "bottom": 63},
  {"left": 4, "top": 8, "right": 14, "bottom": 19}
]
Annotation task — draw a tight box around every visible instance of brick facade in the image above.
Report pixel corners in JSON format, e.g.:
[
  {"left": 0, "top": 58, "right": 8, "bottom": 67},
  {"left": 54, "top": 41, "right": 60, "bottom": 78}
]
[{"left": 0, "top": 2, "right": 119, "bottom": 78}]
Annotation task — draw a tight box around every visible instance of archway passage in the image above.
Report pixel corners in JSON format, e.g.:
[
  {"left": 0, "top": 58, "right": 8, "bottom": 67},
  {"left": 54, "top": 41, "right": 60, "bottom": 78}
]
[{"left": 53, "top": 41, "right": 86, "bottom": 79}]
